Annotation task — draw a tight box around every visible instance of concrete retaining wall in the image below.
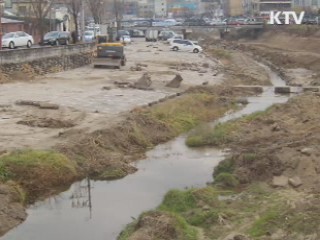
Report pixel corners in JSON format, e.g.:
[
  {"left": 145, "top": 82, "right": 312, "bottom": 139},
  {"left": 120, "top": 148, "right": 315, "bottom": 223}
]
[{"left": 0, "top": 44, "right": 95, "bottom": 82}]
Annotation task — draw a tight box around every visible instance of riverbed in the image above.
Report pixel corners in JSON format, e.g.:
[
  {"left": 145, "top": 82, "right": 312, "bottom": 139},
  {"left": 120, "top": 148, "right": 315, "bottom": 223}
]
[{"left": 0, "top": 65, "right": 290, "bottom": 240}]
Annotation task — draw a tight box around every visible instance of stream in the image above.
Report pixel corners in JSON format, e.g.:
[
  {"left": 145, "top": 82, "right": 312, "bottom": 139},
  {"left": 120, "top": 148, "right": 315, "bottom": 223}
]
[{"left": 1, "top": 66, "right": 290, "bottom": 240}]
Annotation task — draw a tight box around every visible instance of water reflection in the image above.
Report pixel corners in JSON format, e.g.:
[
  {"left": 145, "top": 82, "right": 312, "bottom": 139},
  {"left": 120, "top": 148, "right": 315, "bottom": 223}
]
[{"left": 71, "top": 177, "right": 92, "bottom": 219}]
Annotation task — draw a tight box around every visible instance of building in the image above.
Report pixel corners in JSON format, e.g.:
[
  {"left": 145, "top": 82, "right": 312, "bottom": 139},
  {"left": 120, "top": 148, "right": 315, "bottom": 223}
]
[
  {"left": 223, "top": 0, "right": 244, "bottom": 16},
  {"left": 1, "top": 17, "right": 24, "bottom": 33},
  {"left": 167, "top": 0, "right": 199, "bottom": 17},
  {"left": 138, "top": 0, "right": 154, "bottom": 18},
  {"left": 253, "top": 0, "right": 292, "bottom": 15},
  {"left": 154, "top": 0, "right": 167, "bottom": 17},
  {"left": 292, "top": 0, "right": 320, "bottom": 12},
  {"left": 123, "top": 1, "right": 139, "bottom": 18},
  {"left": 198, "top": 0, "right": 223, "bottom": 17}
]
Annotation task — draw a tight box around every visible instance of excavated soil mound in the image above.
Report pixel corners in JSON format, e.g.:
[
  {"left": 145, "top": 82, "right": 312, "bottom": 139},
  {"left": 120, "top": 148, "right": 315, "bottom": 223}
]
[
  {"left": 0, "top": 184, "right": 27, "bottom": 237},
  {"left": 125, "top": 212, "right": 183, "bottom": 240},
  {"left": 219, "top": 93, "right": 320, "bottom": 192},
  {"left": 17, "top": 117, "right": 75, "bottom": 128},
  {"left": 133, "top": 73, "right": 152, "bottom": 90},
  {"left": 165, "top": 74, "right": 183, "bottom": 88}
]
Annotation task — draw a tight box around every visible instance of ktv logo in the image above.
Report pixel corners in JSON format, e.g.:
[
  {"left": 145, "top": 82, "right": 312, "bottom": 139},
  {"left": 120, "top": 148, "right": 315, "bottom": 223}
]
[{"left": 268, "top": 11, "right": 305, "bottom": 25}]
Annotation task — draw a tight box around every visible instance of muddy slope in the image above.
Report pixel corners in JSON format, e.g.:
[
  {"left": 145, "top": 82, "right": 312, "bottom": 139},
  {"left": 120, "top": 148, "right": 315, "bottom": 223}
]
[
  {"left": 219, "top": 93, "right": 320, "bottom": 192},
  {"left": 237, "top": 26, "right": 320, "bottom": 86}
]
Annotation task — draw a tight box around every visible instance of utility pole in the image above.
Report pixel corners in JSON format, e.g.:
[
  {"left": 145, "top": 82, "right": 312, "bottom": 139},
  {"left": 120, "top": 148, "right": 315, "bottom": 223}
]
[
  {"left": 80, "top": 0, "right": 85, "bottom": 42},
  {"left": 0, "top": 0, "right": 4, "bottom": 49}
]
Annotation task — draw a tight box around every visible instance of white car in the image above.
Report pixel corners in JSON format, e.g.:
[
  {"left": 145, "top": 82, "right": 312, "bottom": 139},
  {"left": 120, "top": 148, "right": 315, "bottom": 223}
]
[
  {"left": 170, "top": 39, "right": 203, "bottom": 53},
  {"left": 121, "top": 35, "right": 131, "bottom": 44},
  {"left": 2, "top": 31, "right": 34, "bottom": 49},
  {"left": 84, "top": 30, "right": 95, "bottom": 43},
  {"left": 166, "top": 35, "right": 184, "bottom": 44}
]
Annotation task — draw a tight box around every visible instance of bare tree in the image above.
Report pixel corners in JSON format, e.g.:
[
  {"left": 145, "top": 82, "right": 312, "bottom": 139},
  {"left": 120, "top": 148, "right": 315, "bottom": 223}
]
[
  {"left": 113, "top": 0, "right": 123, "bottom": 31},
  {"left": 87, "top": 0, "right": 105, "bottom": 23},
  {"left": 65, "top": 0, "right": 81, "bottom": 42},
  {"left": 30, "top": 0, "right": 53, "bottom": 41}
]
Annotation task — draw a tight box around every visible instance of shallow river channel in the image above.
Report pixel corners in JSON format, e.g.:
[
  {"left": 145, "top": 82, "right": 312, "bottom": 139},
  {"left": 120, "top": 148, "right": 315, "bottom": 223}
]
[{"left": 1, "top": 67, "right": 290, "bottom": 240}]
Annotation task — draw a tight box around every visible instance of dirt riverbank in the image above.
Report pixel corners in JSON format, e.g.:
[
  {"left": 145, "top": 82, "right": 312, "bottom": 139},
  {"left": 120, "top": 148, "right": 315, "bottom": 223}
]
[{"left": 118, "top": 27, "right": 320, "bottom": 240}]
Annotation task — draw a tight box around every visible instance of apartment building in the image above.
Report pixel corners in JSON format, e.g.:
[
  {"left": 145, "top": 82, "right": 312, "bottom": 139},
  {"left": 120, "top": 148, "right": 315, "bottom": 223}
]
[
  {"left": 292, "top": 0, "right": 320, "bottom": 12},
  {"left": 154, "top": 0, "right": 167, "bottom": 17},
  {"left": 223, "top": 0, "right": 245, "bottom": 16},
  {"left": 255, "top": 0, "right": 292, "bottom": 14}
]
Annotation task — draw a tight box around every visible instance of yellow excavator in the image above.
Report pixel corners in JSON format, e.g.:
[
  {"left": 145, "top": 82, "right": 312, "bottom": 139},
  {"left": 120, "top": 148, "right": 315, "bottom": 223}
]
[{"left": 92, "top": 42, "right": 126, "bottom": 69}]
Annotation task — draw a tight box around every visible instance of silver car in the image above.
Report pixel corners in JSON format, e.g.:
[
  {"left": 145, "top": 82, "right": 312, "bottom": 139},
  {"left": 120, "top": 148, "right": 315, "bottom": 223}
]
[{"left": 2, "top": 31, "right": 34, "bottom": 49}]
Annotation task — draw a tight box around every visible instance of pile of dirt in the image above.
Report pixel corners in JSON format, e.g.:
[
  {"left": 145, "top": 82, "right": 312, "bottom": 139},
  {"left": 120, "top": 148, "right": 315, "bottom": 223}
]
[
  {"left": 0, "top": 183, "right": 27, "bottom": 237},
  {"left": 17, "top": 117, "right": 75, "bottom": 128},
  {"left": 233, "top": 28, "right": 320, "bottom": 86},
  {"left": 120, "top": 211, "right": 195, "bottom": 240},
  {"left": 166, "top": 74, "right": 183, "bottom": 88},
  {"left": 15, "top": 100, "right": 59, "bottom": 110},
  {"left": 216, "top": 93, "right": 320, "bottom": 192},
  {"left": 133, "top": 73, "right": 153, "bottom": 90}
]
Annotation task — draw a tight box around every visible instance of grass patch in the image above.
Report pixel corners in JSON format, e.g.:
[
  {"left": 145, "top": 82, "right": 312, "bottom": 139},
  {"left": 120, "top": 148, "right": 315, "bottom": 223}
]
[
  {"left": 214, "top": 173, "right": 239, "bottom": 188},
  {"left": 185, "top": 209, "right": 219, "bottom": 227},
  {"left": 186, "top": 121, "right": 237, "bottom": 147},
  {"left": 242, "top": 110, "right": 267, "bottom": 122},
  {"left": 213, "top": 157, "right": 235, "bottom": 177},
  {"left": 117, "top": 221, "right": 137, "bottom": 240},
  {"left": 186, "top": 109, "right": 270, "bottom": 148},
  {"left": 149, "top": 93, "right": 223, "bottom": 134},
  {"left": 208, "top": 48, "right": 231, "bottom": 60},
  {"left": 0, "top": 150, "right": 77, "bottom": 199},
  {"left": 98, "top": 167, "right": 127, "bottom": 180},
  {"left": 159, "top": 190, "right": 197, "bottom": 213},
  {"left": 248, "top": 209, "right": 282, "bottom": 237},
  {"left": 118, "top": 211, "right": 198, "bottom": 240}
]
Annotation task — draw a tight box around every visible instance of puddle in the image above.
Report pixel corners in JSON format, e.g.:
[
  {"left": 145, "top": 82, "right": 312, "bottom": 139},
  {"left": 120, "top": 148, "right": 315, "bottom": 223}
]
[{"left": 1, "top": 65, "right": 291, "bottom": 240}]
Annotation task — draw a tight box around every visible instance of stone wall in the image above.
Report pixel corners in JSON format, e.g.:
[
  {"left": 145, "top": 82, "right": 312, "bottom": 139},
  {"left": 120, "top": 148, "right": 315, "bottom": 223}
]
[{"left": 0, "top": 44, "right": 94, "bottom": 82}]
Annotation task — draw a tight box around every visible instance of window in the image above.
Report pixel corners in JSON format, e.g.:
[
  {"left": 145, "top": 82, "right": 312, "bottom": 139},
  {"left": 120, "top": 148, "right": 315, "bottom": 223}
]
[
  {"left": 17, "top": 32, "right": 27, "bottom": 37},
  {"left": 18, "top": 6, "right": 27, "bottom": 16}
]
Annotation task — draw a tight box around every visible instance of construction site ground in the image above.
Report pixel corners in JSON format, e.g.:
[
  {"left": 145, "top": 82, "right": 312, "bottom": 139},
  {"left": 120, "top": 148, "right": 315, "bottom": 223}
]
[{"left": 0, "top": 39, "right": 224, "bottom": 152}]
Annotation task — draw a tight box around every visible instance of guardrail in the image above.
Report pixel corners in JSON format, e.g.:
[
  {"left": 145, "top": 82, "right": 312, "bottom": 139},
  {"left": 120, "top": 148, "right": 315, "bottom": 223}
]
[
  {"left": 122, "top": 24, "right": 265, "bottom": 31},
  {"left": 0, "top": 43, "right": 95, "bottom": 64}
]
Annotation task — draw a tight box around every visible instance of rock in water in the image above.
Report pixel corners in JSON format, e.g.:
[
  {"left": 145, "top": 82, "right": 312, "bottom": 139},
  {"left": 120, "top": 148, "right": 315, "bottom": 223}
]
[
  {"left": 166, "top": 74, "right": 183, "bottom": 88},
  {"left": 134, "top": 73, "right": 152, "bottom": 90}
]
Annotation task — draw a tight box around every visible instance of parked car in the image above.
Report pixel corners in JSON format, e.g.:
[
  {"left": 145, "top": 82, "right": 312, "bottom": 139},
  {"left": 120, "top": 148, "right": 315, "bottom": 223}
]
[
  {"left": 116, "top": 30, "right": 130, "bottom": 41},
  {"left": 170, "top": 39, "right": 202, "bottom": 53},
  {"left": 166, "top": 35, "right": 183, "bottom": 44},
  {"left": 183, "top": 18, "right": 207, "bottom": 26},
  {"left": 121, "top": 35, "right": 131, "bottom": 44},
  {"left": 41, "top": 31, "right": 71, "bottom": 46},
  {"left": 130, "top": 29, "right": 145, "bottom": 38},
  {"left": 84, "top": 30, "right": 95, "bottom": 43},
  {"left": 209, "top": 19, "right": 227, "bottom": 26},
  {"left": 302, "top": 16, "right": 319, "bottom": 25},
  {"left": 1, "top": 31, "right": 34, "bottom": 49},
  {"left": 158, "top": 30, "right": 176, "bottom": 41}
]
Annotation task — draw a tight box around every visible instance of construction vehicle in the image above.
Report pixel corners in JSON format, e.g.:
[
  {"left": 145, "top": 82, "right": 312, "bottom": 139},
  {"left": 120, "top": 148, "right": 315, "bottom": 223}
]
[{"left": 93, "top": 43, "right": 126, "bottom": 69}]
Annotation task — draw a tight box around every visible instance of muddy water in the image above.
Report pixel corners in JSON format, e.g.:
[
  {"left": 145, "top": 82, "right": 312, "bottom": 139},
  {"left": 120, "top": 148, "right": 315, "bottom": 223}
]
[{"left": 1, "top": 68, "right": 289, "bottom": 240}]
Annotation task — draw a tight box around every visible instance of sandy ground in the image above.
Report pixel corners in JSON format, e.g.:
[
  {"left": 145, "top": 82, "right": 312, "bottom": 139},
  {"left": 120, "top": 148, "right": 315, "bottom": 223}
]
[{"left": 0, "top": 39, "right": 222, "bottom": 152}]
